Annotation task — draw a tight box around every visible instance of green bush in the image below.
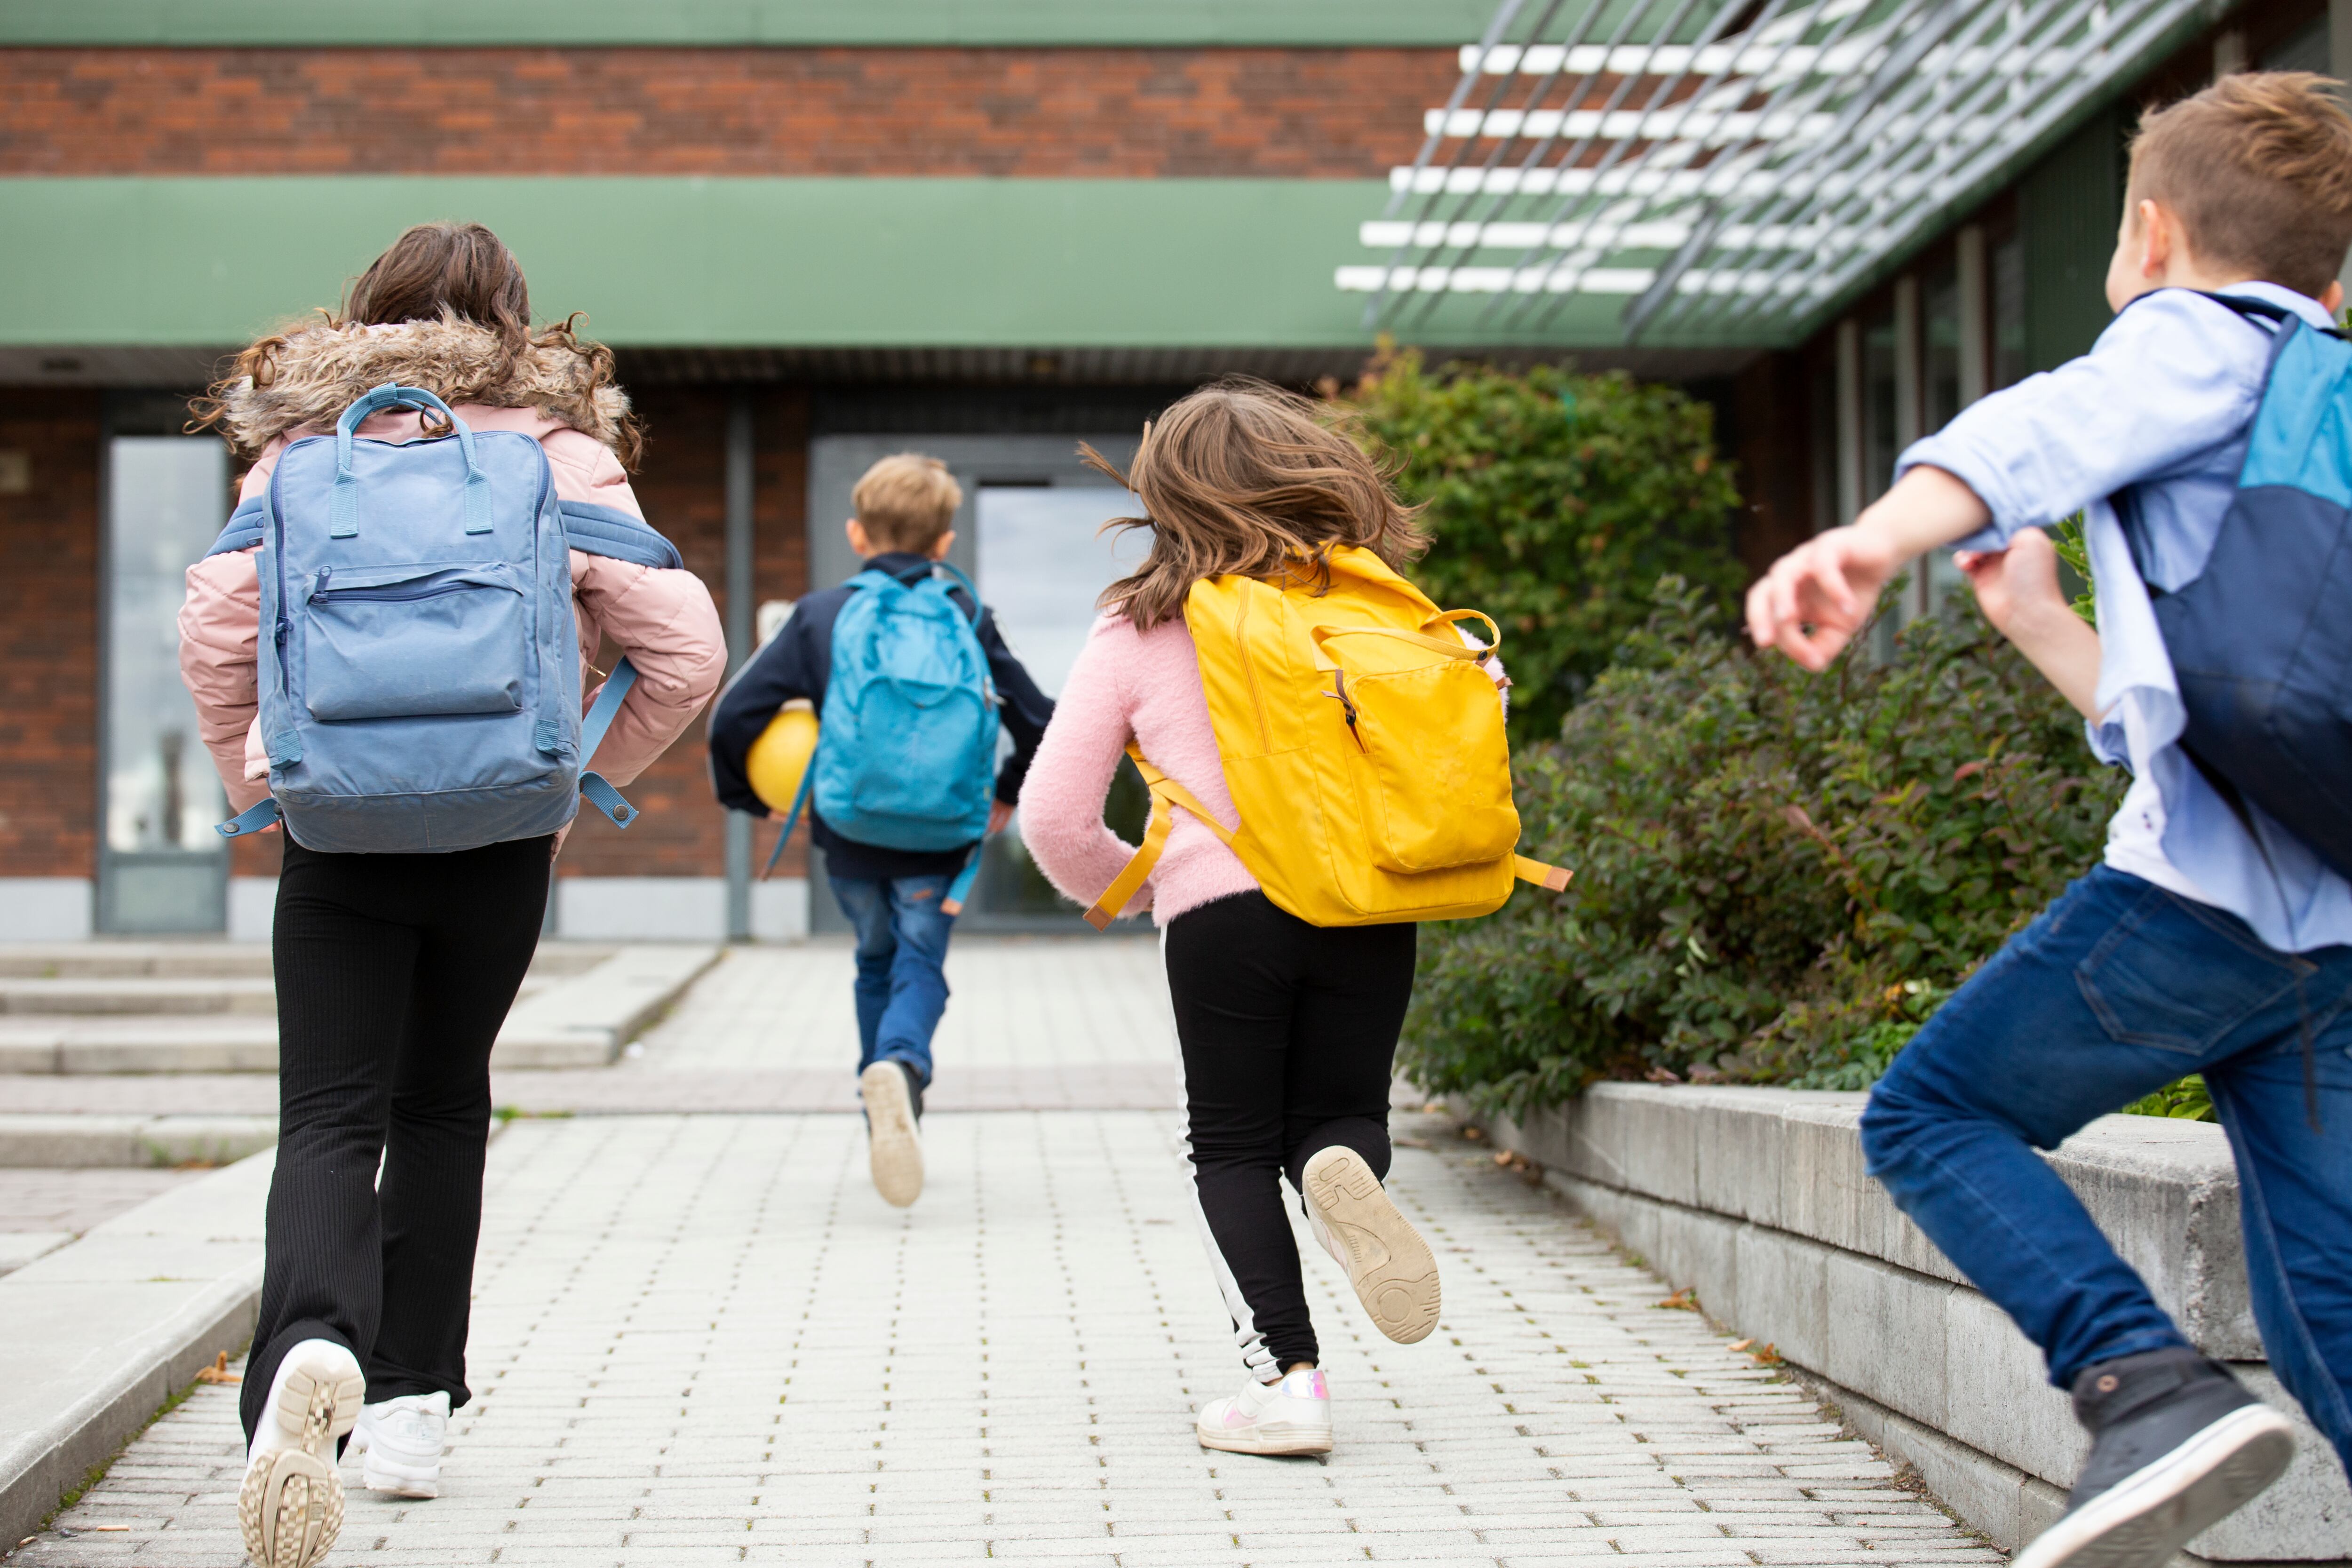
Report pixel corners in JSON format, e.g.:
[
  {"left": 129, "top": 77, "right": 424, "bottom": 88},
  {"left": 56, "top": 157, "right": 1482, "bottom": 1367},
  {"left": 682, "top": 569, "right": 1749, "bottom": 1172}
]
[
  {"left": 1401, "top": 580, "right": 2127, "bottom": 1113},
  {"left": 1343, "top": 349, "right": 1744, "bottom": 744}
]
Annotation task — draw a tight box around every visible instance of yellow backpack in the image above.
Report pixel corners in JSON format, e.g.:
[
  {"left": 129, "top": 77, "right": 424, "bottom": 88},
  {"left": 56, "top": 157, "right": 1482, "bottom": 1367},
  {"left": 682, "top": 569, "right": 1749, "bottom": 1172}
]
[{"left": 1083, "top": 546, "right": 1570, "bottom": 930}]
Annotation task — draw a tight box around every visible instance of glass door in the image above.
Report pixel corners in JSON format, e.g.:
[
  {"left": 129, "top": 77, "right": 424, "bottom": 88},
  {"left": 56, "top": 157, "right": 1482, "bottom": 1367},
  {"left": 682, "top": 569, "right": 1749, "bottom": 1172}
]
[
  {"left": 98, "top": 432, "right": 229, "bottom": 933},
  {"left": 966, "top": 481, "right": 1150, "bottom": 921}
]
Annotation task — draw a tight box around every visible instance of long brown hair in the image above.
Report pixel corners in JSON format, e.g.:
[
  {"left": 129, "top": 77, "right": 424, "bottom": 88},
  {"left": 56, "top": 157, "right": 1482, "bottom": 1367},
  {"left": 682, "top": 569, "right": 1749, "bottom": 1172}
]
[
  {"left": 192, "top": 222, "right": 643, "bottom": 468},
  {"left": 1085, "top": 378, "right": 1427, "bottom": 631}
]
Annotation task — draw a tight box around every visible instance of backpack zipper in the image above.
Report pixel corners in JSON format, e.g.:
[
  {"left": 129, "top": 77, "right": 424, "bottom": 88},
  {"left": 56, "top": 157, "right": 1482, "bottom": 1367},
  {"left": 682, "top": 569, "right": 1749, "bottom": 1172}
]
[
  {"left": 1235, "top": 591, "right": 1272, "bottom": 751},
  {"left": 311, "top": 571, "right": 485, "bottom": 605}
]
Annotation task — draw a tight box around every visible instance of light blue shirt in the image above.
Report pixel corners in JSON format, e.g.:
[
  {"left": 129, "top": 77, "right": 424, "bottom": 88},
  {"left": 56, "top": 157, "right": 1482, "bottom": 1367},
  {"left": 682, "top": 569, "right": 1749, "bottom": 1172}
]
[{"left": 1898, "top": 282, "right": 2352, "bottom": 954}]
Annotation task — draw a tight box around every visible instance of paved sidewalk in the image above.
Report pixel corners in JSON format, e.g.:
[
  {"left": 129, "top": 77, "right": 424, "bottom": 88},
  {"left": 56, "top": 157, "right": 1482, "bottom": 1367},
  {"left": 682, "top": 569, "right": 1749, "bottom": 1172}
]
[{"left": 18, "top": 1104, "right": 1996, "bottom": 1566}]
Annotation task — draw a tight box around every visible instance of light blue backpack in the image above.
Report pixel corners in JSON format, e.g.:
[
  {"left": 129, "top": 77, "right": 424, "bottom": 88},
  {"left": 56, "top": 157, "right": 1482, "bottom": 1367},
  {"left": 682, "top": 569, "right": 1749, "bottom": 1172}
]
[
  {"left": 204, "top": 382, "right": 683, "bottom": 854},
  {"left": 769, "top": 562, "right": 1002, "bottom": 905}
]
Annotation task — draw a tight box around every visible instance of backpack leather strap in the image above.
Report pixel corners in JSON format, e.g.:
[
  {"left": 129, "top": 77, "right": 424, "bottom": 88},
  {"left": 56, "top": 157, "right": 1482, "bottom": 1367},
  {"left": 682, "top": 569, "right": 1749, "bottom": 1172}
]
[
  {"left": 1083, "top": 747, "right": 1236, "bottom": 930},
  {"left": 1514, "top": 854, "right": 1573, "bottom": 891},
  {"left": 576, "top": 658, "right": 641, "bottom": 828}
]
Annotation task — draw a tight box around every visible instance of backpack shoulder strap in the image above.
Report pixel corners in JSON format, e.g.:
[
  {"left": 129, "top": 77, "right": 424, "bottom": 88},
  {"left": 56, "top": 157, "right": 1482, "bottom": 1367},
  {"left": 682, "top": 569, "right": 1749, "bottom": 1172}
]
[
  {"left": 1083, "top": 747, "right": 1236, "bottom": 931},
  {"left": 207, "top": 494, "right": 268, "bottom": 557},
  {"left": 575, "top": 658, "right": 642, "bottom": 828},
  {"left": 558, "top": 501, "right": 684, "bottom": 570}
]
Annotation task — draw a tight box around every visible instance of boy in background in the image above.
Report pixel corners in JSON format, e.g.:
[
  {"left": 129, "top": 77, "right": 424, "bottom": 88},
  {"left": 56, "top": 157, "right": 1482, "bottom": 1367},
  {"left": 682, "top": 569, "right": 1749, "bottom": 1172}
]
[
  {"left": 710, "top": 454, "right": 1053, "bottom": 1207},
  {"left": 1747, "top": 73, "right": 2352, "bottom": 1568}
]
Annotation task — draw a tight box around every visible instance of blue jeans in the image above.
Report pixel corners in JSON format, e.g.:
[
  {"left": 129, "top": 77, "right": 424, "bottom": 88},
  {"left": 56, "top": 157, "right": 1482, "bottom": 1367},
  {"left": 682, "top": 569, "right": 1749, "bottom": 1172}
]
[
  {"left": 827, "top": 873, "right": 955, "bottom": 1090},
  {"left": 1862, "top": 865, "right": 2352, "bottom": 1474}
]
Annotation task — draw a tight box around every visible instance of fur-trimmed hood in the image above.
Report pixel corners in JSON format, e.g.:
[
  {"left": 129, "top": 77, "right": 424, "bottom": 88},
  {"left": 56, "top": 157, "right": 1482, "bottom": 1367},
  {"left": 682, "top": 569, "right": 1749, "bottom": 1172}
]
[{"left": 206, "top": 317, "right": 634, "bottom": 461}]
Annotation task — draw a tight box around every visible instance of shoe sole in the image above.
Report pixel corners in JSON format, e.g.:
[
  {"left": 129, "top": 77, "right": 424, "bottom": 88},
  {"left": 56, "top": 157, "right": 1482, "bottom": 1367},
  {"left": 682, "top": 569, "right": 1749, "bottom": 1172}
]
[
  {"left": 2013, "top": 1404, "right": 2296, "bottom": 1568},
  {"left": 1302, "top": 1146, "right": 1440, "bottom": 1344},
  {"left": 239, "top": 1353, "right": 364, "bottom": 1568},
  {"left": 1196, "top": 1422, "right": 1334, "bottom": 1457},
  {"left": 861, "top": 1062, "right": 923, "bottom": 1209},
  {"left": 361, "top": 1461, "right": 439, "bottom": 1500}
]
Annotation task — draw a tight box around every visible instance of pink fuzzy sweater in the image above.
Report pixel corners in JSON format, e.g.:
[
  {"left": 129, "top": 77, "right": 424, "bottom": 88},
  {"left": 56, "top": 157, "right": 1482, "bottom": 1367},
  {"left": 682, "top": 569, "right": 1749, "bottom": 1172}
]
[{"left": 1019, "top": 613, "right": 1258, "bottom": 925}]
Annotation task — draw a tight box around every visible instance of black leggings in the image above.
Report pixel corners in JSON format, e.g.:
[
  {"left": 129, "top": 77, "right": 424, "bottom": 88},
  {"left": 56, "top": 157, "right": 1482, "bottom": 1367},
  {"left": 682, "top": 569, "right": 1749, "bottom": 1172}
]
[
  {"left": 1163, "top": 891, "right": 1417, "bottom": 1379},
  {"left": 240, "top": 834, "right": 550, "bottom": 1442}
]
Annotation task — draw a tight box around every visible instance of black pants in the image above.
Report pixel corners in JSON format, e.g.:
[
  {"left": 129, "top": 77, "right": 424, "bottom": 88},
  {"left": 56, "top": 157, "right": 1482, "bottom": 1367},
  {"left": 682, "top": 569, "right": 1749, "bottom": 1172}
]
[
  {"left": 1163, "top": 891, "right": 1417, "bottom": 1379},
  {"left": 240, "top": 834, "right": 550, "bottom": 1442}
]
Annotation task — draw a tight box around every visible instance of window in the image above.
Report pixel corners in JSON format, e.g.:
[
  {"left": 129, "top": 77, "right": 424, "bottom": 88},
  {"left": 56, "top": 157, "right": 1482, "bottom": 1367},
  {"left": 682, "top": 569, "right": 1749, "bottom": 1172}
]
[{"left": 1859, "top": 302, "right": 1900, "bottom": 506}]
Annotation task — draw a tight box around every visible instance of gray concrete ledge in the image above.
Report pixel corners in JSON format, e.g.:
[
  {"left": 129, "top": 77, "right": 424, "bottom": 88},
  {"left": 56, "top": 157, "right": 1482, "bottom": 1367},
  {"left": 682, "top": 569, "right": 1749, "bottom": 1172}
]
[
  {"left": 1476, "top": 1084, "right": 2352, "bottom": 1563},
  {"left": 490, "top": 943, "right": 724, "bottom": 1068},
  {"left": 0, "top": 1114, "right": 278, "bottom": 1168},
  {"left": 0, "top": 1149, "right": 270, "bottom": 1551}
]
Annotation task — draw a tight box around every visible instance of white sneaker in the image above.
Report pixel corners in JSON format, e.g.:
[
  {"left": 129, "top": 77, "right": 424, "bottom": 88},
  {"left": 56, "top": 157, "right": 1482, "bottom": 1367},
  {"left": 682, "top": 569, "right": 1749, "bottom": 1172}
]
[
  {"left": 861, "top": 1060, "right": 923, "bottom": 1208},
  {"left": 238, "top": 1338, "right": 364, "bottom": 1568},
  {"left": 1196, "top": 1367, "right": 1334, "bottom": 1456},
  {"left": 348, "top": 1391, "right": 448, "bottom": 1499},
  {"left": 1302, "top": 1145, "right": 1441, "bottom": 1344}
]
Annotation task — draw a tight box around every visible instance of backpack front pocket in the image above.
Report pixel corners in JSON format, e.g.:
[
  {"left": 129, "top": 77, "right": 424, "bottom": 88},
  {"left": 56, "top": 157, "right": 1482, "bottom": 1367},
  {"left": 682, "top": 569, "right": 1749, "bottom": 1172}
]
[
  {"left": 1336, "top": 658, "right": 1521, "bottom": 874},
  {"left": 300, "top": 564, "right": 529, "bottom": 722}
]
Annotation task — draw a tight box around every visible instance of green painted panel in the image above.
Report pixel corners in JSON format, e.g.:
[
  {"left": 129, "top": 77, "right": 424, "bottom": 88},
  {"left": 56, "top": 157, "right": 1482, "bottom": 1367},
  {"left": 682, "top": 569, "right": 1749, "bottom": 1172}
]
[
  {"left": 0, "top": 175, "right": 1632, "bottom": 350},
  {"left": 1, "top": 0, "right": 1495, "bottom": 47},
  {"left": 2020, "top": 106, "right": 2126, "bottom": 372}
]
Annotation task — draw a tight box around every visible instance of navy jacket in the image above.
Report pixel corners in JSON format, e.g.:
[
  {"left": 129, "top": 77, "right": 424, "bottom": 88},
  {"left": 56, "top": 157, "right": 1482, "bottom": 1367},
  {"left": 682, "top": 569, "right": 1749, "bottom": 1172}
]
[{"left": 707, "top": 552, "right": 1055, "bottom": 880}]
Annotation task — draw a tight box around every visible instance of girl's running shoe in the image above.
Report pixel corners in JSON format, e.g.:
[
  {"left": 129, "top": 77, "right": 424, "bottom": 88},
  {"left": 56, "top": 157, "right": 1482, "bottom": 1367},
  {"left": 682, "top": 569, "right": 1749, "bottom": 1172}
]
[
  {"left": 1196, "top": 1366, "right": 1333, "bottom": 1456},
  {"left": 348, "top": 1391, "right": 449, "bottom": 1499},
  {"left": 238, "top": 1338, "right": 365, "bottom": 1568},
  {"left": 1302, "top": 1145, "right": 1441, "bottom": 1344}
]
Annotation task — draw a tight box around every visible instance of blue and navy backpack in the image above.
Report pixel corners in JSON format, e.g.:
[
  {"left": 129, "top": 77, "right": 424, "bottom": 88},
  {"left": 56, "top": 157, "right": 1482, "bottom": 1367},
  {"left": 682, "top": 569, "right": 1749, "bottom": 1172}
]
[
  {"left": 768, "top": 561, "right": 1002, "bottom": 898},
  {"left": 205, "top": 382, "right": 683, "bottom": 854},
  {"left": 2128, "top": 292, "right": 2352, "bottom": 878}
]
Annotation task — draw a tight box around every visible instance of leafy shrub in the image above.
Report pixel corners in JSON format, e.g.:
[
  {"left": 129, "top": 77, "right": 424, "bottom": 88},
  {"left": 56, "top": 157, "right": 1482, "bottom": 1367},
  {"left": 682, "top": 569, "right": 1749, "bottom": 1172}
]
[
  {"left": 1342, "top": 349, "right": 1744, "bottom": 743},
  {"left": 1401, "top": 580, "right": 2127, "bottom": 1112}
]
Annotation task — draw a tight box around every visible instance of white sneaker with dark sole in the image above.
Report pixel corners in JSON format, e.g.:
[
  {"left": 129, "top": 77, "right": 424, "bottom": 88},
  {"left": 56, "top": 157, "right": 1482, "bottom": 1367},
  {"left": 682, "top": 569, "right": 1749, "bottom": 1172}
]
[
  {"left": 2015, "top": 1404, "right": 2294, "bottom": 1567},
  {"left": 861, "top": 1060, "right": 923, "bottom": 1208},
  {"left": 1302, "top": 1146, "right": 1440, "bottom": 1344},
  {"left": 1196, "top": 1367, "right": 1333, "bottom": 1456},
  {"left": 348, "top": 1391, "right": 447, "bottom": 1499},
  {"left": 238, "top": 1339, "right": 365, "bottom": 1568}
]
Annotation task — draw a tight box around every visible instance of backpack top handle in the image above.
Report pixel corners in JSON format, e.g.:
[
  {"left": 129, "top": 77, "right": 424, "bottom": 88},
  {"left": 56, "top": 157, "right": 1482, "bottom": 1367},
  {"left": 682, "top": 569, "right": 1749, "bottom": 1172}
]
[{"left": 329, "top": 381, "right": 494, "bottom": 540}]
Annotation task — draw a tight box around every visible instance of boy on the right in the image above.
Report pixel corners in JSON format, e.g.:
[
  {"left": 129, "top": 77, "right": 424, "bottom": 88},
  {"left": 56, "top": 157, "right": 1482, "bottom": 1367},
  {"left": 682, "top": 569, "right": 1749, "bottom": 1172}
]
[{"left": 1747, "top": 73, "right": 2352, "bottom": 1568}]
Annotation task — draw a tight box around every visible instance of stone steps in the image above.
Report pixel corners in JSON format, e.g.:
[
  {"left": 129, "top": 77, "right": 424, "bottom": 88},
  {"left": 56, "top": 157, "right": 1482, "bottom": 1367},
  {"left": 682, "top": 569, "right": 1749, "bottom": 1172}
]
[{"left": 0, "top": 944, "right": 721, "bottom": 1072}]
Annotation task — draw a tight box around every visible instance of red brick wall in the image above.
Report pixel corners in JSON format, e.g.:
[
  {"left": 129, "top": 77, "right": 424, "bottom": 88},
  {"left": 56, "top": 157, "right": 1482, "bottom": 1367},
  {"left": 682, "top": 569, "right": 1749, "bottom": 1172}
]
[
  {"left": 0, "top": 48, "right": 1457, "bottom": 176},
  {"left": 557, "top": 386, "right": 809, "bottom": 880},
  {"left": 0, "top": 392, "right": 100, "bottom": 879}
]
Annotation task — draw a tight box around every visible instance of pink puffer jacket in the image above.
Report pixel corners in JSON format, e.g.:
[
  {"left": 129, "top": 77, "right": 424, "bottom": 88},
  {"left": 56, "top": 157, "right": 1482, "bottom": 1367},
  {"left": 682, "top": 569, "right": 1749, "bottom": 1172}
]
[{"left": 179, "top": 349, "right": 724, "bottom": 819}]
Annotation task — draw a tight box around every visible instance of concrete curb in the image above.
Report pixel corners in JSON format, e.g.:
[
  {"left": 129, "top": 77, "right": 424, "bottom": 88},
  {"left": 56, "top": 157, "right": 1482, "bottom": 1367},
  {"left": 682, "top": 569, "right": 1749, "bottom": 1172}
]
[
  {"left": 0, "top": 1114, "right": 278, "bottom": 1168},
  {"left": 0, "top": 1149, "right": 270, "bottom": 1552},
  {"left": 491, "top": 943, "right": 725, "bottom": 1068},
  {"left": 1469, "top": 1085, "right": 2352, "bottom": 1564}
]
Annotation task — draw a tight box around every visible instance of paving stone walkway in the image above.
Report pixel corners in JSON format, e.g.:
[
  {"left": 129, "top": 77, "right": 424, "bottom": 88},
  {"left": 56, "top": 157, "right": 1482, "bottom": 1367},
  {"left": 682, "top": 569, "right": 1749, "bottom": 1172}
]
[{"left": 12, "top": 939, "right": 2002, "bottom": 1566}]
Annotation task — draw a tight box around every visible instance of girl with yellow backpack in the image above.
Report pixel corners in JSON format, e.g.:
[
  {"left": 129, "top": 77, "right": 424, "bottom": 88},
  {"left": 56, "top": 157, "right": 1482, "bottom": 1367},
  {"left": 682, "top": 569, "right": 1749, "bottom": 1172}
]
[{"left": 1020, "top": 381, "right": 1566, "bottom": 1457}]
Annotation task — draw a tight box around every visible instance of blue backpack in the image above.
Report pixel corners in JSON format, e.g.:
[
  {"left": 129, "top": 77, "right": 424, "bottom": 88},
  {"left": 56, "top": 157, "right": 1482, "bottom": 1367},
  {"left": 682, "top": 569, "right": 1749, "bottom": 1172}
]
[
  {"left": 204, "top": 382, "right": 683, "bottom": 854},
  {"left": 2128, "top": 293, "right": 2352, "bottom": 879},
  {"left": 769, "top": 562, "right": 1001, "bottom": 895}
]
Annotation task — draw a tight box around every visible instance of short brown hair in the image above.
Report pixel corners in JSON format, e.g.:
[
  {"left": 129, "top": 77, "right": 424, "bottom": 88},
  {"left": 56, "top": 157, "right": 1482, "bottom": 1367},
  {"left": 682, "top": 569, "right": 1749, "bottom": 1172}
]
[
  {"left": 852, "top": 454, "right": 963, "bottom": 551},
  {"left": 2129, "top": 72, "right": 2352, "bottom": 297},
  {"left": 1084, "top": 378, "right": 1429, "bottom": 632}
]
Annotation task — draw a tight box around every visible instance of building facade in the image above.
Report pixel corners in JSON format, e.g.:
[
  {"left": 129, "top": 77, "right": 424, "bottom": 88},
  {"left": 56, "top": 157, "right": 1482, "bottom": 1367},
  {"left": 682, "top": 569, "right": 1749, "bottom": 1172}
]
[{"left": 1, "top": 0, "right": 2336, "bottom": 940}]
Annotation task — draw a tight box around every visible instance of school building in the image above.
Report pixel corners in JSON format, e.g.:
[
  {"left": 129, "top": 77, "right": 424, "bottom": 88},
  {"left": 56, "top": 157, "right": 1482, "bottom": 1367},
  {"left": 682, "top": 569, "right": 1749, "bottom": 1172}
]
[{"left": 1, "top": 0, "right": 2334, "bottom": 941}]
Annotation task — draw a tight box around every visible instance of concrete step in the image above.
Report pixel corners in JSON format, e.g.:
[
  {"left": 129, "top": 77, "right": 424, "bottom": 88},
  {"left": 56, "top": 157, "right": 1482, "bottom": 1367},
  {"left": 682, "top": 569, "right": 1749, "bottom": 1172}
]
[
  {"left": 0, "top": 1114, "right": 278, "bottom": 1168},
  {"left": 0, "top": 943, "right": 276, "bottom": 980},
  {"left": 0, "top": 940, "right": 616, "bottom": 982},
  {"left": 0, "top": 977, "right": 279, "bottom": 1016},
  {"left": 0, "top": 945, "right": 723, "bottom": 1072}
]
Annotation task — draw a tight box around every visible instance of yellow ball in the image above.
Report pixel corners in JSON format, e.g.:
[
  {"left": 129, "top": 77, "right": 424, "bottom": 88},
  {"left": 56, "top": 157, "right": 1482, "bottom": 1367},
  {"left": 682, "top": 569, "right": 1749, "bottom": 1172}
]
[{"left": 746, "top": 701, "right": 819, "bottom": 815}]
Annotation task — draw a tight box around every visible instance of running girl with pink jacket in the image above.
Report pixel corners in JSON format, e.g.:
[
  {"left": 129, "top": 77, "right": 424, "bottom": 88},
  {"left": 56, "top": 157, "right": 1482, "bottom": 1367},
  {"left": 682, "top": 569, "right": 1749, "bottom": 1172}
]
[{"left": 178, "top": 223, "right": 724, "bottom": 1568}]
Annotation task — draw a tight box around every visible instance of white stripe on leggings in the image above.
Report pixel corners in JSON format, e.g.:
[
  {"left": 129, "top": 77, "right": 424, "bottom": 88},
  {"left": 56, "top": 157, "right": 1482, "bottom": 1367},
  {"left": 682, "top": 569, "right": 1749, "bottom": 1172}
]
[{"left": 1162, "top": 923, "right": 1279, "bottom": 1382}]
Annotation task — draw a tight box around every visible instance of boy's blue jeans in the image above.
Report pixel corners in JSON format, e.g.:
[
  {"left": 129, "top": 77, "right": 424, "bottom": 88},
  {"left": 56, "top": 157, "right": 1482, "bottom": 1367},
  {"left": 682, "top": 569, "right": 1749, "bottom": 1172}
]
[
  {"left": 1863, "top": 865, "right": 2352, "bottom": 1474},
  {"left": 827, "top": 873, "right": 954, "bottom": 1090}
]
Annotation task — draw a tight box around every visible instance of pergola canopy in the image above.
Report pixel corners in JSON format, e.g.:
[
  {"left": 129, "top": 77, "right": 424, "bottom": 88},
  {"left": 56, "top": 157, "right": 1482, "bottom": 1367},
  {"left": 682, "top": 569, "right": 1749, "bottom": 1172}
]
[{"left": 1339, "top": 0, "right": 2210, "bottom": 346}]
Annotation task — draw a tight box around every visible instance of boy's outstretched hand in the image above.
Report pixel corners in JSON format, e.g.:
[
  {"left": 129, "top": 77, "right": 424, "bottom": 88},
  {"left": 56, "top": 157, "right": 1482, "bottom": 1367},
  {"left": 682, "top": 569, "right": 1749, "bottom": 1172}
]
[
  {"left": 1746, "top": 465, "right": 1995, "bottom": 669},
  {"left": 1744, "top": 525, "right": 1900, "bottom": 669}
]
